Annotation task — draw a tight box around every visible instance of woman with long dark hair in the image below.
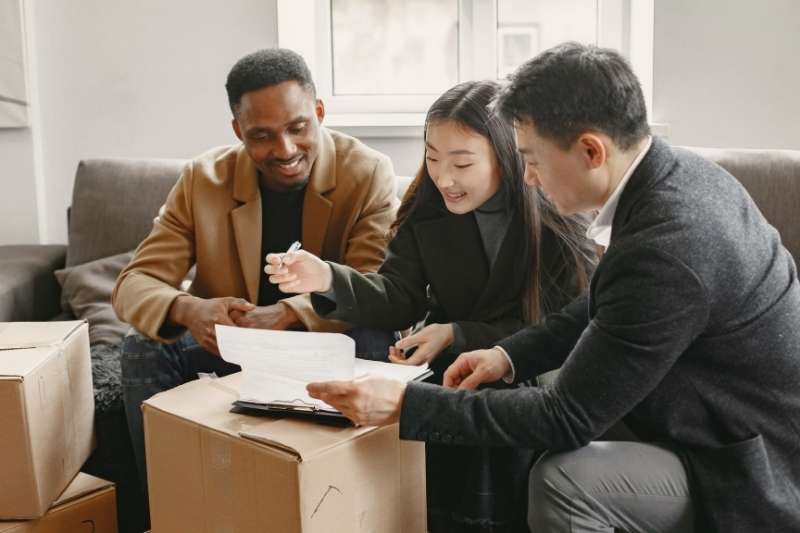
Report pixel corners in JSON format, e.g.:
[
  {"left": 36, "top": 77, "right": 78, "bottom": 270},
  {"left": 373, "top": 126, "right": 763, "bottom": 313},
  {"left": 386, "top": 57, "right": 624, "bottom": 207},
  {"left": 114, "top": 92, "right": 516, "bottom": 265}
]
[{"left": 267, "top": 80, "right": 596, "bottom": 532}]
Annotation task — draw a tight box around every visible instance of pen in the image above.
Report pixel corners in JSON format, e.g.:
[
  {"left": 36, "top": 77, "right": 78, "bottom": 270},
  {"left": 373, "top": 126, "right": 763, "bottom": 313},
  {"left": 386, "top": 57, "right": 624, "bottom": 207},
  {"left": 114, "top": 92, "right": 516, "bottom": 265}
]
[{"left": 281, "top": 241, "right": 302, "bottom": 267}]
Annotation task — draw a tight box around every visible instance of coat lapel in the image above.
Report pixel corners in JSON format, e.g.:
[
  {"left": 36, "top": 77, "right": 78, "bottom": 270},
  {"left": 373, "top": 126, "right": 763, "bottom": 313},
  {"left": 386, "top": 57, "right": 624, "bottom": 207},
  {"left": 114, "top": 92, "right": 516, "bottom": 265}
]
[
  {"left": 470, "top": 210, "right": 522, "bottom": 317},
  {"left": 414, "top": 213, "right": 488, "bottom": 320},
  {"left": 231, "top": 148, "right": 261, "bottom": 303},
  {"left": 611, "top": 137, "right": 674, "bottom": 239},
  {"left": 302, "top": 128, "right": 336, "bottom": 256},
  {"left": 588, "top": 137, "right": 674, "bottom": 314}
]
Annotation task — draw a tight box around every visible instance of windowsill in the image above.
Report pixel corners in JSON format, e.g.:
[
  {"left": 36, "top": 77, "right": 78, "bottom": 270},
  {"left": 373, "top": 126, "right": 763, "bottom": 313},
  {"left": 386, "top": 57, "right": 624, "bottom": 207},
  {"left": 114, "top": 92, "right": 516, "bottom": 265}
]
[
  {"left": 326, "top": 112, "right": 670, "bottom": 141},
  {"left": 650, "top": 122, "right": 670, "bottom": 139},
  {"left": 324, "top": 113, "right": 425, "bottom": 138}
]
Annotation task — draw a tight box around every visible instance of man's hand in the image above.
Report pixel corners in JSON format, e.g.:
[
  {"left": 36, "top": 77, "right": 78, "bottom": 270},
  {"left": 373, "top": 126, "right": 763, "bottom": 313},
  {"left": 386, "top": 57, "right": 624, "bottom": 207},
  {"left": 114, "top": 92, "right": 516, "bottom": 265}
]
[
  {"left": 307, "top": 376, "right": 406, "bottom": 426},
  {"left": 168, "top": 295, "right": 254, "bottom": 355},
  {"left": 389, "top": 323, "right": 454, "bottom": 365},
  {"left": 443, "top": 348, "right": 511, "bottom": 390},
  {"left": 229, "top": 302, "right": 301, "bottom": 330},
  {"left": 265, "top": 250, "right": 332, "bottom": 294}
]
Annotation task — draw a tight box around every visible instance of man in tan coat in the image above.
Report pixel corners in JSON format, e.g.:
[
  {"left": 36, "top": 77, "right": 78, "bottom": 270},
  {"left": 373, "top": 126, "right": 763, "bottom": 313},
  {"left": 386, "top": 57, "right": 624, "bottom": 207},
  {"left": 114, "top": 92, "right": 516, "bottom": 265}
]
[{"left": 112, "top": 49, "right": 398, "bottom": 506}]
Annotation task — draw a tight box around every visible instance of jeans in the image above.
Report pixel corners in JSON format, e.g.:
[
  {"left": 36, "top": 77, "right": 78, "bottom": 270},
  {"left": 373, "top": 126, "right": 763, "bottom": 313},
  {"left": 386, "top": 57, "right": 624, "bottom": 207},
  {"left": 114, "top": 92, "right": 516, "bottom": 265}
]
[{"left": 120, "top": 326, "right": 396, "bottom": 507}]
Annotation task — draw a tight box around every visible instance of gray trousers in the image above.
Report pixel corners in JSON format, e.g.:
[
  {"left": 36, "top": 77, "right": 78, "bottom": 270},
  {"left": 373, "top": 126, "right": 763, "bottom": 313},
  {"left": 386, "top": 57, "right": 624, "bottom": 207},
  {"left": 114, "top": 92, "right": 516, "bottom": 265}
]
[{"left": 528, "top": 441, "right": 694, "bottom": 533}]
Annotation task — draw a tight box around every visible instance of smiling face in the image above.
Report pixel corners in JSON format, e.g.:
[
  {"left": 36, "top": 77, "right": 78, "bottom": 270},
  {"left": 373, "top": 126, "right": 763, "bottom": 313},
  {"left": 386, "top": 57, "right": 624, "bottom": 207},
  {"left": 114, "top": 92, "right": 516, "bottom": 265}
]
[
  {"left": 424, "top": 119, "right": 503, "bottom": 214},
  {"left": 232, "top": 80, "right": 324, "bottom": 191}
]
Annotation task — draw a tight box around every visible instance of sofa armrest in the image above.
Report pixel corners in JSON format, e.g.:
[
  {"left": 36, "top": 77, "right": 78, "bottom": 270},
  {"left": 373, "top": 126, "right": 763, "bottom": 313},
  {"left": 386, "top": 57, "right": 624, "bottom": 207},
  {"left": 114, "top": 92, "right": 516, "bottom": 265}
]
[{"left": 0, "top": 245, "right": 67, "bottom": 322}]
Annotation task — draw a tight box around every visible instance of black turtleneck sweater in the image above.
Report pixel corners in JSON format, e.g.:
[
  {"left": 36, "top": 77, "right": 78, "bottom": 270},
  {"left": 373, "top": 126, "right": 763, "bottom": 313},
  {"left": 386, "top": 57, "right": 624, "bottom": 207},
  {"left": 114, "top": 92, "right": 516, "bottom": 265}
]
[{"left": 257, "top": 180, "right": 307, "bottom": 306}]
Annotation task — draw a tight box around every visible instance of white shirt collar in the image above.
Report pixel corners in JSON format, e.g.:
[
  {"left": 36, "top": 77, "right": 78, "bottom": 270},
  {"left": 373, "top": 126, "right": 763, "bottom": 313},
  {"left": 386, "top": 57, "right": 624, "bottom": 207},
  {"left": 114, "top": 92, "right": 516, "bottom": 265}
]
[{"left": 586, "top": 136, "right": 653, "bottom": 247}]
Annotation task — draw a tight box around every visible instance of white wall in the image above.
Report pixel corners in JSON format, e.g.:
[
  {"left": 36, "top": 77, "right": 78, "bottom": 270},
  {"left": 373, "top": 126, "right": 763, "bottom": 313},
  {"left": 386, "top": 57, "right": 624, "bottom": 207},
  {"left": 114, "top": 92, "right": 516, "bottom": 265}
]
[
  {"left": 362, "top": 136, "right": 424, "bottom": 179},
  {"left": 653, "top": 0, "right": 800, "bottom": 150},
  {"left": 3, "top": 1, "right": 799, "bottom": 245},
  {"left": 0, "top": 127, "right": 39, "bottom": 243},
  {"left": 17, "top": 0, "right": 278, "bottom": 244},
  {"left": 375, "top": 0, "right": 800, "bottom": 180}
]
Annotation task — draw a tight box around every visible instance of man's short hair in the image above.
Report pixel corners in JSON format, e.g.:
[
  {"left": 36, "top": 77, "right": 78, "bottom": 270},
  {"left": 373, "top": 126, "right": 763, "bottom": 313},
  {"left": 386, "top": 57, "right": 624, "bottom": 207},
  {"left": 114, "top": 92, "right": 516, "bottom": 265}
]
[
  {"left": 225, "top": 48, "right": 316, "bottom": 115},
  {"left": 495, "top": 42, "right": 650, "bottom": 151}
]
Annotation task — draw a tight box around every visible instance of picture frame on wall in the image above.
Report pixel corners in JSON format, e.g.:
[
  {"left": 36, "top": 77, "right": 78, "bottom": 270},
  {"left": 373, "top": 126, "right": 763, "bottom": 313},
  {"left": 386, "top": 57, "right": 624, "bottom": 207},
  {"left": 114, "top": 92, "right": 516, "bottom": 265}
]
[
  {"left": 0, "top": 0, "right": 29, "bottom": 128},
  {"left": 497, "top": 24, "right": 541, "bottom": 79}
]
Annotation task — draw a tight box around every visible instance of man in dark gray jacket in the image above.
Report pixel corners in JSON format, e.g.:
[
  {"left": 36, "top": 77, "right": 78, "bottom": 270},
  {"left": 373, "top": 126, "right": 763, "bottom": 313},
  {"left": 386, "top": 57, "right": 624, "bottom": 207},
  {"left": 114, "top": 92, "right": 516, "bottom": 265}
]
[{"left": 278, "top": 43, "right": 800, "bottom": 532}]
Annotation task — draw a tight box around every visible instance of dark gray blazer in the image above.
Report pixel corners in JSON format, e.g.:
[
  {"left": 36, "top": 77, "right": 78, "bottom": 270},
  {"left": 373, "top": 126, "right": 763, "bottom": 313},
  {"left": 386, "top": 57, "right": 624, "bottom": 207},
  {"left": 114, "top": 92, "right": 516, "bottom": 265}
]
[{"left": 400, "top": 138, "right": 800, "bottom": 532}]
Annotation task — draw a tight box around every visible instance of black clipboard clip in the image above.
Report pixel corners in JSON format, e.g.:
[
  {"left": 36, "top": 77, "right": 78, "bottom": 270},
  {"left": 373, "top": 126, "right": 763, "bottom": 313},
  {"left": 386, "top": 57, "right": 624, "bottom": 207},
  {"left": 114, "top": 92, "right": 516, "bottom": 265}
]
[{"left": 231, "top": 399, "right": 353, "bottom": 426}]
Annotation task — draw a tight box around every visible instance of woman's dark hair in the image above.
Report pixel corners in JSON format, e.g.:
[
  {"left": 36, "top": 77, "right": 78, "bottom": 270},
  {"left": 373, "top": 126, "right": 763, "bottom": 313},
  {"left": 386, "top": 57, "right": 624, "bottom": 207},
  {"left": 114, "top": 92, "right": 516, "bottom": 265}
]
[{"left": 391, "top": 80, "right": 594, "bottom": 321}]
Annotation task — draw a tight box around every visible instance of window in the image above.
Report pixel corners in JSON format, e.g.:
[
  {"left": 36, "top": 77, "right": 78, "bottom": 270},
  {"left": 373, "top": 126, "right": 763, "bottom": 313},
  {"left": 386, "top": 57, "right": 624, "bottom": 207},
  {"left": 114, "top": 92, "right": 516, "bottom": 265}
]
[
  {"left": 331, "top": 0, "right": 459, "bottom": 96},
  {"left": 0, "top": 0, "right": 29, "bottom": 127},
  {"left": 277, "top": 0, "right": 654, "bottom": 134}
]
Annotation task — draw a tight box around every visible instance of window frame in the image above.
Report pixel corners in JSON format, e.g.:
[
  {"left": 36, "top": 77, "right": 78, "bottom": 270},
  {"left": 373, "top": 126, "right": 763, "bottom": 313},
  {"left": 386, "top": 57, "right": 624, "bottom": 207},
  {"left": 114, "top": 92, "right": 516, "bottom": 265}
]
[{"left": 277, "top": 0, "right": 656, "bottom": 137}]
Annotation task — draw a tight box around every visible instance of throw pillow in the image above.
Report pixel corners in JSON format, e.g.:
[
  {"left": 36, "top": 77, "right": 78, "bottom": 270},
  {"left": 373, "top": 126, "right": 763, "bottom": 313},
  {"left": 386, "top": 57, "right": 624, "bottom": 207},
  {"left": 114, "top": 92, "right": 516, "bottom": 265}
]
[{"left": 54, "top": 251, "right": 134, "bottom": 346}]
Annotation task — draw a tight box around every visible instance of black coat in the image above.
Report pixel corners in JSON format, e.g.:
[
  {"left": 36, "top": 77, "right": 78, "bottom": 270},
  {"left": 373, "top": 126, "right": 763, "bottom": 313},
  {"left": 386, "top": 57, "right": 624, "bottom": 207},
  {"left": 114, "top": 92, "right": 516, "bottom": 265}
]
[
  {"left": 400, "top": 138, "right": 800, "bottom": 532},
  {"left": 313, "top": 191, "right": 586, "bottom": 531},
  {"left": 313, "top": 191, "right": 581, "bottom": 371}
]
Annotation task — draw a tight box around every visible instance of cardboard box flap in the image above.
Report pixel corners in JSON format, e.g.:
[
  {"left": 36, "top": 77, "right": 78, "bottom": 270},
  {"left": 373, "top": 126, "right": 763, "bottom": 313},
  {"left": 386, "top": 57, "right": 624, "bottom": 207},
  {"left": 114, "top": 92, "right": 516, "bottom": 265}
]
[
  {"left": 0, "top": 321, "right": 85, "bottom": 350},
  {"left": 238, "top": 418, "right": 375, "bottom": 461},
  {"left": 0, "top": 474, "right": 116, "bottom": 533},
  {"left": 51, "top": 473, "right": 114, "bottom": 508},
  {"left": 0, "top": 322, "right": 87, "bottom": 380},
  {"left": 0, "top": 520, "right": 23, "bottom": 532},
  {"left": 145, "top": 373, "right": 377, "bottom": 461},
  {"left": 144, "top": 375, "right": 245, "bottom": 433},
  {"left": 0, "top": 346, "right": 62, "bottom": 379}
]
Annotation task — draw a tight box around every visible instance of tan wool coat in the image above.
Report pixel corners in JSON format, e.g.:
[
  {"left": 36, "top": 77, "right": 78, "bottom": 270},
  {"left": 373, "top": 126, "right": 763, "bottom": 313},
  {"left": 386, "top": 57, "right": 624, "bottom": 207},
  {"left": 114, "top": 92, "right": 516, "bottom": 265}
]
[{"left": 112, "top": 128, "right": 398, "bottom": 342}]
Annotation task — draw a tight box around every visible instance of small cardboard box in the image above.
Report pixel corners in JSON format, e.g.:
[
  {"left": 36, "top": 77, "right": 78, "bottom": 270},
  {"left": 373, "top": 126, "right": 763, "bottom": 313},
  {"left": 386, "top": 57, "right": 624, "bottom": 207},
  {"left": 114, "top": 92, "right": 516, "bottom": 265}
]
[
  {"left": 144, "top": 374, "right": 427, "bottom": 533},
  {"left": 0, "top": 473, "right": 117, "bottom": 533},
  {"left": 0, "top": 321, "right": 95, "bottom": 518}
]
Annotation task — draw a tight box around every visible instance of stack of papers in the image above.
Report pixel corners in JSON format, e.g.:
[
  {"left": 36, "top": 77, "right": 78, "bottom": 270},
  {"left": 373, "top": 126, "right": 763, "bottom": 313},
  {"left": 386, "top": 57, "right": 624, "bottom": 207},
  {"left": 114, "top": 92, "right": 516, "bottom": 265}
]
[{"left": 216, "top": 325, "right": 431, "bottom": 413}]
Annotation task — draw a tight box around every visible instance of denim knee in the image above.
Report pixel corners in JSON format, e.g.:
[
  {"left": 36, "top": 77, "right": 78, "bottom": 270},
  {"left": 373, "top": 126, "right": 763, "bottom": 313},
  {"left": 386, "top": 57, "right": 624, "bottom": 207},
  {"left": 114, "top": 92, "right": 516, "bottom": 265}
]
[
  {"left": 120, "top": 331, "right": 163, "bottom": 382},
  {"left": 120, "top": 329, "right": 194, "bottom": 390},
  {"left": 345, "top": 327, "right": 396, "bottom": 361}
]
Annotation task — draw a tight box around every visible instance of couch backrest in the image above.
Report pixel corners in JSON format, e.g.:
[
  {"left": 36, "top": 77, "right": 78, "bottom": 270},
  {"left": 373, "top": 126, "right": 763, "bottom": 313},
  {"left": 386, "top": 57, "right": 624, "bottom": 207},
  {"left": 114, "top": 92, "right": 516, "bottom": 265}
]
[
  {"left": 686, "top": 146, "right": 800, "bottom": 262},
  {"left": 67, "top": 158, "right": 186, "bottom": 266},
  {"left": 68, "top": 160, "right": 412, "bottom": 268},
  {"left": 68, "top": 147, "right": 799, "bottom": 267}
]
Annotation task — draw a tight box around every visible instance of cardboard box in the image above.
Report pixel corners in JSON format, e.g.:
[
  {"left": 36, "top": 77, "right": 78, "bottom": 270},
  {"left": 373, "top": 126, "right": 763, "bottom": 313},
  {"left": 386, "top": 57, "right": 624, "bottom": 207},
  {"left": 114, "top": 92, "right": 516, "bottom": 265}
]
[
  {"left": 144, "top": 374, "right": 427, "bottom": 533},
  {"left": 0, "top": 473, "right": 117, "bottom": 533},
  {"left": 0, "top": 321, "right": 95, "bottom": 518}
]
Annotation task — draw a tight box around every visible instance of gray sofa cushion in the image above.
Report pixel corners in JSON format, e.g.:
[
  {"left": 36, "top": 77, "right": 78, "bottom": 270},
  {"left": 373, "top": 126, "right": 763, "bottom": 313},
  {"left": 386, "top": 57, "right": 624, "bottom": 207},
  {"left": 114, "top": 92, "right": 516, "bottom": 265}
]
[
  {"left": 0, "top": 245, "right": 66, "bottom": 321},
  {"left": 54, "top": 251, "right": 134, "bottom": 346},
  {"left": 63, "top": 150, "right": 797, "bottom": 267},
  {"left": 688, "top": 147, "right": 800, "bottom": 261},
  {"left": 66, "top": 158, "right": 186, "bottom": 267}
]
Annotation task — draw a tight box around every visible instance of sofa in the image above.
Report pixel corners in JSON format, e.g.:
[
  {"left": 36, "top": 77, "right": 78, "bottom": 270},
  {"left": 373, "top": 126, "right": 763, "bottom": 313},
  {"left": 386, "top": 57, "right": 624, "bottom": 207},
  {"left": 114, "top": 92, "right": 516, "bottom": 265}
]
[
  {"left": 0, "top": 158, "right": 188, "bottom": 533},
  {"left": 0, "top": 145, "right": 798, "bottom": 531},
  {"left": 4, "top": 146, "right": 798, "bottom": 328}
]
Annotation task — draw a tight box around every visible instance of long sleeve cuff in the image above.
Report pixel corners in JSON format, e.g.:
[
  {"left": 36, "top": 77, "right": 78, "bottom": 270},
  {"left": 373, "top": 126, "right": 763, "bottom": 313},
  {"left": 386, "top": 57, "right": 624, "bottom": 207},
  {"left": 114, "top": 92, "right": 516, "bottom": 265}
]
[
  {"left": 494, "top": 345, "right": 516, "bottom": 383},
  {"left": 313, "top": 262, "right": 338, "bottom": 302},
  {"left": 315, "top": 285, "right": 337, "bottom": 303},
  {"left": 450, "top": 323, "right": 467, "bottom": 354}
]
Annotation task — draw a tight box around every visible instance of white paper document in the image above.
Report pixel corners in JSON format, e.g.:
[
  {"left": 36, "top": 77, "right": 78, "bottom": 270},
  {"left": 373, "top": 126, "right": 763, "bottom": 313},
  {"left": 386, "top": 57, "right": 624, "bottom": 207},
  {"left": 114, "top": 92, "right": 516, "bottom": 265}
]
[{"left": 216, "top": 325, "right": 430, "bottom": 411}]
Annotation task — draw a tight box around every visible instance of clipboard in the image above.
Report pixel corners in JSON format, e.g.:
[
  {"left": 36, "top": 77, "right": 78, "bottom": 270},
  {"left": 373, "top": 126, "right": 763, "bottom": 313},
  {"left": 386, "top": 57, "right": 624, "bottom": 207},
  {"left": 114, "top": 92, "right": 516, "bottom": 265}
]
[
  {"left": 230, "top": 400, "right": 354, "bottom": 426},
  {"left": 230, "top": 368, "right": 433, "bottom": 425}
]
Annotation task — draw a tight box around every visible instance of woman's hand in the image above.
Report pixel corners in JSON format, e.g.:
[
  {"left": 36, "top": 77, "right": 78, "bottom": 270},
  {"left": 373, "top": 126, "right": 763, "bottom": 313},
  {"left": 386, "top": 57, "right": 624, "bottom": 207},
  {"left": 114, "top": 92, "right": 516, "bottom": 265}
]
[
  {"left": 307, "top": 376, "right": 407, "bottom": 426},
  {"left": 388, "top": 323, "right": 454, "bottom": 365},
  {"left": 264, "top": 250, "right": 333, "bottom": 294}
]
